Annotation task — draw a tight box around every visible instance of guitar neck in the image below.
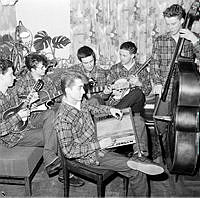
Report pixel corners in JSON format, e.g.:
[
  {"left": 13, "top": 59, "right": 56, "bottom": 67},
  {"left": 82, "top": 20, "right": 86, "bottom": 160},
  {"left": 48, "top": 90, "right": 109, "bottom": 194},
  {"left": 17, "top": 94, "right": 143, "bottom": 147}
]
[
  {"left": 133, "top": 57, "right": 152, "bottom": 76},
  {"left": 34, "top": 92, "right": 63, "bottom": 107}
]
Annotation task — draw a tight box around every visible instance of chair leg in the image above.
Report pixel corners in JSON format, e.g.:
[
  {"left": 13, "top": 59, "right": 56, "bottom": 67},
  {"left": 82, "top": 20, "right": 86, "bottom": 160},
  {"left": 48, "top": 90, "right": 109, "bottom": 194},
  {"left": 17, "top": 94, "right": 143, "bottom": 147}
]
[
  {"left": 24, "top": 177, "right": 32, "bottom": 196},
  {"left": 63, "top": 169, "right": 70, "bottom": 197},
  {"left": 123, "top": 177, "right": 129, "bottom": 197},
  {"left": 97, "top": 175, "right": 105, "bottom": 197}
]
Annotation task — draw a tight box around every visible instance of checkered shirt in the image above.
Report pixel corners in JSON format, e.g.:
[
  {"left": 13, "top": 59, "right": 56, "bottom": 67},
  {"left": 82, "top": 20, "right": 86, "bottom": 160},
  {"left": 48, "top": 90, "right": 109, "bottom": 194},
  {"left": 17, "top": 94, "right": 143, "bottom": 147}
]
[
  {"left": 0, "top": 89, "right": 24, "bottom": 147},
  {"left": 55, "top": 99, "right": 111, "bottom": 165},
  {"left": 67, "top": 63, "right": 108, "bottom": 87},
  {"left": 150, "top": 32, "right": 200, "bottom": 101}
]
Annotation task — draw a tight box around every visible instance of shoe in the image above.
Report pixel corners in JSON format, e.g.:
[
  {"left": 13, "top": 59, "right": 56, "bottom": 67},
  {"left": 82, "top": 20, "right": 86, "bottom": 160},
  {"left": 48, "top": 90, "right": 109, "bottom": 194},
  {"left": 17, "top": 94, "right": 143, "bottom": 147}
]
[
  {"left": 46, "top": 157, "right": 62, "bottom": 177},
  {"left": 58, "top": 175, "right": 85, "bottom": 187},
  {"left": 127, "top": 154, "right": 164, "bottom": 175}
]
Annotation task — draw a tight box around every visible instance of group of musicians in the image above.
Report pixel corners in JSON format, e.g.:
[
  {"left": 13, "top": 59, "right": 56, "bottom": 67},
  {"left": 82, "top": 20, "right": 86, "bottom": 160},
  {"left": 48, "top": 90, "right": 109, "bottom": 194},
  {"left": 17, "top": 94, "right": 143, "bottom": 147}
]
[{"left": 0, "top": 3, "right": 200, "bottom": 196}]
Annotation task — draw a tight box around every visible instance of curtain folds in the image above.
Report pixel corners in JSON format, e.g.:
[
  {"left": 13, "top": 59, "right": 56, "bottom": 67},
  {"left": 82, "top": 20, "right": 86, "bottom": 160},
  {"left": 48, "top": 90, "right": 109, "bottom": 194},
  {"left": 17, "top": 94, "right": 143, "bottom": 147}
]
[{"left": 70, "top": 0, "right": 199, "bottom": 68}]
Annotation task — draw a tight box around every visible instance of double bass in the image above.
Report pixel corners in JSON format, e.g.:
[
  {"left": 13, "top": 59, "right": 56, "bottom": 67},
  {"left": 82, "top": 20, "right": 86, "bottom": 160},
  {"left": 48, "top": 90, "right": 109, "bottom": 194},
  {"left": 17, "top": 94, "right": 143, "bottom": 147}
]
[{"left": 154, "top": 0, "right": 200, "bottom": 175}]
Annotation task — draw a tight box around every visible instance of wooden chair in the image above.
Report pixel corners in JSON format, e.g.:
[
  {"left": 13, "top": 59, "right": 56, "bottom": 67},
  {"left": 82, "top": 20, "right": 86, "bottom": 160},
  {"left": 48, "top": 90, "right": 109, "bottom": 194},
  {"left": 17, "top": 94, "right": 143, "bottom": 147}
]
[{"left": 60, "top": 147, "right": 129, "bottom": 197}]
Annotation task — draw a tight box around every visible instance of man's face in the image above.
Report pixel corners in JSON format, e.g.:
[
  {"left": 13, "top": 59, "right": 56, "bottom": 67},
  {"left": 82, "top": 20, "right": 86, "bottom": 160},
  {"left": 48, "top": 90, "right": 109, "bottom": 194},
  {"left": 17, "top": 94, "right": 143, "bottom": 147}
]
[
  {"left": 68, "top": 78, "right": 85, "bottom": 102},
  {"left": 165, "top": 16, "right": 183, "bottom": 36},
  {"left": 81, "top": 55, "right": 95, "bottom": 72},
  {"left": 2, "top": 67, "right": 16, "bottom": 87},
  {"left": 119, "top": 49, "right": 135, "bottom": 65},
  {"left": 33, "top": 62, "right": 46, "bottom": 76}
]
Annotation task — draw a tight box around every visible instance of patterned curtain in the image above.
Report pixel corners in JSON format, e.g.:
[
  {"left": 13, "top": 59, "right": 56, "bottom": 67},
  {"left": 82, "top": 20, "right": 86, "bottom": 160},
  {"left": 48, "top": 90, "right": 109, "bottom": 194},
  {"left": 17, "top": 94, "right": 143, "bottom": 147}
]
[{"left": 70, "top": 0, "right": 199, "bottom": 68}]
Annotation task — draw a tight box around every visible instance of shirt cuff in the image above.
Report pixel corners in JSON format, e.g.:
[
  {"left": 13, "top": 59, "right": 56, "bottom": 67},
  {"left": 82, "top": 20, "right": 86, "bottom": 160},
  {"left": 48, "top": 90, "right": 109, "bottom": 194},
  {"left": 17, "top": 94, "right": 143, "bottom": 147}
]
[{"left": 91, "top": 142, "right": 100, "bottom": 150}]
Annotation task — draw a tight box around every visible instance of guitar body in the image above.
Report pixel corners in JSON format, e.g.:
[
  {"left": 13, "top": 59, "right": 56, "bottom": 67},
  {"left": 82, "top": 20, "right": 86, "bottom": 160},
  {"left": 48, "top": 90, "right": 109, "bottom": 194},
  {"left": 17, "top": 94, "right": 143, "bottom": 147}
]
[
  {"left": 3, "top": 79, "right": 44, "bottom": 131},
  {"left": 3, "top": 102, "right": 28, "bottom": 131},
  {"left": 167, "top": 59, "right": 200, "bottom": 175}
]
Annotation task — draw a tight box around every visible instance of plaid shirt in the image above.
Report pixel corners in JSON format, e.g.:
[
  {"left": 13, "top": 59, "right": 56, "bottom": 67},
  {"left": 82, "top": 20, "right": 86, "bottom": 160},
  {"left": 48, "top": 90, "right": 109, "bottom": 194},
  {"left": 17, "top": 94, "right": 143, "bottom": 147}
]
[
  {"left": 13, "top": 71, "right": 59, "bottom": 128},
  {"left": 107, "top": 62, "right": 152, "bottom": 96},
  {"left": 67, "top": 63, "right": 108, "bottom": 87},
  {"left": 16, "top": 71, "right": 58, "bottom": 100},
  {"left": 150, "top": 32, "right": 200, "bottom": 100},
  {"left": 0, "top": 89, "right": 24, "bottom": 148},
  {"left": 55, "top": 99, "right": 111, "bottom": 165}
]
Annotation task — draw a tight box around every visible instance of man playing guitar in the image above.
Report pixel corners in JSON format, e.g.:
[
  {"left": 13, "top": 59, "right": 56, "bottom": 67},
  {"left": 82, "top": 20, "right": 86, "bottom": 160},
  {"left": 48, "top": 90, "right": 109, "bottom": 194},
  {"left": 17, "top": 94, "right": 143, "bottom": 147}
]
[
  {"left": 67, "top": 45, "right": 108, "bottom": 105},
  {"left": 11, "top": 53, "right": 62, "bottom": 178},
  {"left": 103, "top": 41, "right": 152, "bottom": 158}
]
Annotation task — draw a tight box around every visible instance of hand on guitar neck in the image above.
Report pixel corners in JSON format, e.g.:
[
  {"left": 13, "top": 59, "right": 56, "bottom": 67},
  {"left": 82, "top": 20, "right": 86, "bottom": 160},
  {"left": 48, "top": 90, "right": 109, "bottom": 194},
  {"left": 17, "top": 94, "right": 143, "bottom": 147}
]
[
  {"left": 128, "top": 75, "right": 142, "bottom": 87},
  {"left": 18, "top": 108, "right": 31, "bottom": 122},
  {"left": 21, "top": 91, "right": 40, "bottom": 109}
]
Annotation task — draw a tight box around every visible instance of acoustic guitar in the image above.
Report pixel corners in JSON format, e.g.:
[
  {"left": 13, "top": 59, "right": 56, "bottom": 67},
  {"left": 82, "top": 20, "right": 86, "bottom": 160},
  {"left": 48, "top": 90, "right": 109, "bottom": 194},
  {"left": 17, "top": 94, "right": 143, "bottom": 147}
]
[{"left": 3, "top": 79, "right": 44, "bottom": 131}]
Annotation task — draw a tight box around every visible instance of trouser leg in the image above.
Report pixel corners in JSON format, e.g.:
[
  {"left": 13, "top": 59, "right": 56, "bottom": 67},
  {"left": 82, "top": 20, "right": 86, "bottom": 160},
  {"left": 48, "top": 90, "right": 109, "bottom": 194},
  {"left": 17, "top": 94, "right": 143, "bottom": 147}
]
[
  {"left": 92, "top": 151, "right": 149, "bottom": 196},
  {"left": 17, "top": 128, "right": 44, "bottom": 147},
  {"left": 113, "top": 88, "right": 148, "bottom": 154},
  {"left": 133, "top": 115, "right": 148, "bottom": 155},
  {"left": 41, "top": 110, "right": 58, "bottom": 166},
  {"left": 19, "top": 110, "right": 58, "bottom": 166}
]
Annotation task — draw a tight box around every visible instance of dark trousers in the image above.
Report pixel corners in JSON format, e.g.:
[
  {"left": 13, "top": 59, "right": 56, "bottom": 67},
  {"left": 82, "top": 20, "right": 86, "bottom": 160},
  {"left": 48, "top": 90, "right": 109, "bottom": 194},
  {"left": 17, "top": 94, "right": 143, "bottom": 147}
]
[
  {"left": 111, "top": 88, "right": 148, "bottom": 154},
  {"left": 18, "top": 109, "right": 58, "bottom": 167}
]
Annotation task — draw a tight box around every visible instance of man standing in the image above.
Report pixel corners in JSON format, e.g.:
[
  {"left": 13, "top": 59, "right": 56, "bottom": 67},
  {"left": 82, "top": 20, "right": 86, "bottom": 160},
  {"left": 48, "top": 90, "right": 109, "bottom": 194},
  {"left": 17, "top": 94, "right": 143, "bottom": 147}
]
[{"left": 149, "top": 4, "right": 200, "bottom": 151}]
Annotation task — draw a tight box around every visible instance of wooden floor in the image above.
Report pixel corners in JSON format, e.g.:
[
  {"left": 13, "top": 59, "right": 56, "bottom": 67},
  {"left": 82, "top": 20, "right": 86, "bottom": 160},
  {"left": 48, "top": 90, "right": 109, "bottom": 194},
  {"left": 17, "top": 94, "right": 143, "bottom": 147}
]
[{"left": 1, "top": 161, "right": 200, "bottom": 197}]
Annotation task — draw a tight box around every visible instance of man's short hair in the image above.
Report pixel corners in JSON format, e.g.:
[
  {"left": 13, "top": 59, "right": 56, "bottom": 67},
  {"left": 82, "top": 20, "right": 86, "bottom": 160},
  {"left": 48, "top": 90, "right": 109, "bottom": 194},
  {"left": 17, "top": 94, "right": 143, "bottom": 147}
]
[
  {"left": 60, "top": 72, "right": 87, "bottom": 96},
  {"left": 0, "top": 59, "right": 13, "bottom": 75},
  {"left": 77, "top": 46, "right": 96, "bottom": 65},
  {"left": 120, "top": 41, "right": 137, "bottom": 55},
  {"left": 25, "top": 52, "right": 48, "bottom": 71},
  {"left": 163, "top": 4, "right": 186, "bottom": 20}
]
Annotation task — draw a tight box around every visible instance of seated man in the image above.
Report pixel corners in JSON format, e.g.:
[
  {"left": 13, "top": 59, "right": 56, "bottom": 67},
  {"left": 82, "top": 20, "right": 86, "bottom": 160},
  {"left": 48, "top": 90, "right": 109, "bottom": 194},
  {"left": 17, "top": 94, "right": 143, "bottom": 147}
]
[
  {"left": 104, "top": 41, "right": 152, "bottom": 157},
  {"left": 12, "top": 53, "right": 83, "bottom": 186},
  {"left": 67, "top": 45, "right": 108, "bottom": 104},
  {"left": 54, "top": 71, "right": 164, "bottom": 196}
]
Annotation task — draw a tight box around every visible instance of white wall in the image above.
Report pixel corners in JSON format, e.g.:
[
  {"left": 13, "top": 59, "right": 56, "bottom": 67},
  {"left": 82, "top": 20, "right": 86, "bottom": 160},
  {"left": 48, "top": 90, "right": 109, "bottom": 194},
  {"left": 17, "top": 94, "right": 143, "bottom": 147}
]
[{"left": 15, "top": 0, "right": 70, "bottom": 59}]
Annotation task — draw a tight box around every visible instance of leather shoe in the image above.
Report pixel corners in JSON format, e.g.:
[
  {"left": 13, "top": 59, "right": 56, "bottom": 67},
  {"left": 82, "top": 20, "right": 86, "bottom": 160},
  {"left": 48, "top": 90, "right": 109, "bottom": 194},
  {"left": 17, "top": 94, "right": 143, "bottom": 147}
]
[
  {"left": 58, "top": 175, "right": 85, "bottom": 187},
  {"left": 127, "top": 154, "right": 164, "bottom": 175},
  {"left": 46, "top": 157, "right": 62, "bottom": 177}
]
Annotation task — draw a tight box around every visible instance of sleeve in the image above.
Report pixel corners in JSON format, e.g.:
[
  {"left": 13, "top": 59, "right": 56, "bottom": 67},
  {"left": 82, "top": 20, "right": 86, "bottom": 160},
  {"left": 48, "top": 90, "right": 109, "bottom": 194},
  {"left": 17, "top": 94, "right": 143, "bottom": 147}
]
[
  {"left": 149, "top": 39, "right": 163, "bottom": 85},
  {"left": 138, "top": 66, "right": 152, "bottom": 96},
  {"left": 85, "top": 100, "right": 111, "bottom": 116},
  {"left": 0, "top": 111, "right": 22, "bottom": 137},
  {"left": 106, "top": 67, "right": 118, "bottom": 84},
  {"left": 193, "top": 38, "right": 200, "bottom": 60},
  {"left": 14, "top": 77, "right": 27, "bottom": 97}
]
